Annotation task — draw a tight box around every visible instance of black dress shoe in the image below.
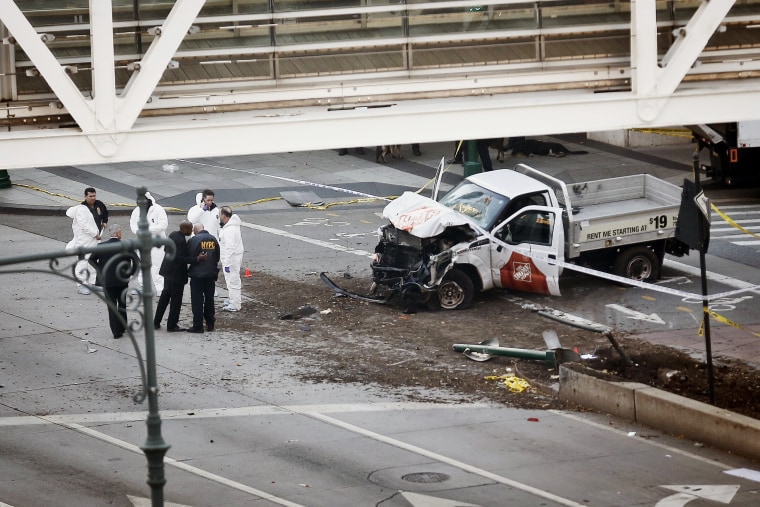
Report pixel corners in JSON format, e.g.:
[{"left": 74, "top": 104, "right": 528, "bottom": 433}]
[
  {"left": 207, "top": 324, "right": 215, "bottom": 332},
  {"left": 167, "top": 327, "right": 186, "bottom": 333},
  {"left": 154, "top": 323, "right": 161, "bottom": 330},
  {"left": 186, "top": 328, "right": 204, "bottom": 334},
  {"left": 113, "top": 334, "right": 123, "bottom": 339}
]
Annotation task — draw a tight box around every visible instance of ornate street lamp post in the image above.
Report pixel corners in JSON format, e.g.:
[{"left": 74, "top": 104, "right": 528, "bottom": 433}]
[
  {"left": 0, "top": 187, "right": 173, "bottom": 506},
  {"left": 135, "top": 187, "right": 171, "bottom": 506}
]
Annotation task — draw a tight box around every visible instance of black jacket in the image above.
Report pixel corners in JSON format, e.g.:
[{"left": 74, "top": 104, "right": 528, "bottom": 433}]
[
  {"left": 187, "top": 230, "right": 220, "bottom": 279},
  {"left": 159, "top": 230, "right": 194, "bottom": 284},
  {"left": 82, "top": 199, "right": 109, "bottom": 231},
  {"left": 89, "top": 238, "right": 133, "bottom": 288}
]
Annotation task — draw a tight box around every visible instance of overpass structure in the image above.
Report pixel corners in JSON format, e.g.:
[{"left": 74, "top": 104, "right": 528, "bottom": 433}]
[{"left": 1, "top": 0, "right": 760, "bottom": 169}]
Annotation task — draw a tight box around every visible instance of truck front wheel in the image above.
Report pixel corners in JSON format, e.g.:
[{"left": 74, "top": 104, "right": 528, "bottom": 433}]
[
  {"left": 437, "top": 270, "right": 475, "bottom": 310},
  {"left": 614, "top": 246, "right": 659, "bottom": 282}
]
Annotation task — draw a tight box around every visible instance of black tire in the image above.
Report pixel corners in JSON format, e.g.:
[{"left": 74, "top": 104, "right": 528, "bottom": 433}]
[
  {"left": 613, "top": 246, "right": 659, "bottom": 282},
  {"left": 437, "top": 269, "right": 475, "bottom": 310}
]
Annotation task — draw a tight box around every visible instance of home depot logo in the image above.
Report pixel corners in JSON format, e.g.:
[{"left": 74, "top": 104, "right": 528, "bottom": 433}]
[{"left": 513, "top": 262, "right": 532, "bottom": 282}]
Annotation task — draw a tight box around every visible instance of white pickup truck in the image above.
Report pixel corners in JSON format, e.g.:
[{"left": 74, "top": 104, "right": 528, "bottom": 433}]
[{"left": 360, "top": 164, "right": 690, "bottom": 310}]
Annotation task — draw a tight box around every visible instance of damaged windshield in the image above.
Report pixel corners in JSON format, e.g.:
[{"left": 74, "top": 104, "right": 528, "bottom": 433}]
[{"left": 438, "top": 181, "right": 509, "bottom": 230}]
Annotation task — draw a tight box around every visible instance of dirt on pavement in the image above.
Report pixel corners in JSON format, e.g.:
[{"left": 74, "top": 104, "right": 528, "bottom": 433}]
[{"left": 218, "top": 271, "right": 760, "bottom": 420}]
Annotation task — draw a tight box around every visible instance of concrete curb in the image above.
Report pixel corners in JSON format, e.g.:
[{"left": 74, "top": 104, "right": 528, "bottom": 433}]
[{"left": 558, "top": 364, "right": 760, "bottom": 462}]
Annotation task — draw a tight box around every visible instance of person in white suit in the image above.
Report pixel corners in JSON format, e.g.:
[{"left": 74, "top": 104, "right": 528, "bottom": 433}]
[
  {"left": 218, "top": 206, "right": 245, "bottom": 312},
  {"left": 130, "top": 191, "right": 168, "bottom": 295},
  {"left": 187, "top": 189, "right": 220, "bottom": 240},
  {"left": 66, "top": 202, "right": 101, "bottom": 294}
]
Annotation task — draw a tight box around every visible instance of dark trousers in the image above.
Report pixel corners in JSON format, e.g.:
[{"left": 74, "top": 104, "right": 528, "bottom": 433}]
[
  {"left": 189, "top": 277, "right": 216, "bottom": 330},
  {"left": 476, "top": 139, "right": 494, "bottom": 171},
  {"left": 105, "top": 286, "right": 128, "bottom": 337},
  {"left": 154, "top": 282, "right": 186, "bottom": 330}
]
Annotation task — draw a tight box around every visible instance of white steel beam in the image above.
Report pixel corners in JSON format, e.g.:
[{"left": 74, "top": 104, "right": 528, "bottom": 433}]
[
  {"left": 632, "top": 0, "right": 735, "bottom": 122},
  {"left": 0, "top": 0, "right": 95, "bottom": 131},
  {"left": 117, "top": 0, "right": 206, "bottom": 132},
  {"left": 657, "top": 0, "right": 734, "bottom": 95},
  {"left": 3, "top": 80, "right": 760, "bottom": 170},
  {"left": 90, "top": 0, "right": 116, "bottom": 131}
]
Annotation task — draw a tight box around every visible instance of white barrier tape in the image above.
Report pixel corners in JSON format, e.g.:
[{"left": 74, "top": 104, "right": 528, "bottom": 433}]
[
  {"left": 177, "top": 158, "right": 758, "bottom": 303},
  {"left": 509, "top": 246, "right": 760, "bottom": 302},
  {"left": 176, "top": 159, "right": 392, "bottom": 202}
]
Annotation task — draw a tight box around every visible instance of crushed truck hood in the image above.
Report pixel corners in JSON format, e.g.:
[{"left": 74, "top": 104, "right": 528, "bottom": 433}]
[{"left": 382, "top": 191, "right": 482, "bottom": 238}]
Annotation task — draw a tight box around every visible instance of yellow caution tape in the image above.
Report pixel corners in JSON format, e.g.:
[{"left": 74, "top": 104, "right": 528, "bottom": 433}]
[
  {"left": 485, "top": 374, "right": 531, "bottom": 393},
  {"left": 11, "top": 183, "right": 80, "bottom": 202},
  {"left": 629, "top": 128, "right": 693, "bottom": 138},
  {"left": 709, "top": 310, "right": 760, "bottom": 338},
  {"left": 711, "top": 203, "right": 760, "bottom": 240}
]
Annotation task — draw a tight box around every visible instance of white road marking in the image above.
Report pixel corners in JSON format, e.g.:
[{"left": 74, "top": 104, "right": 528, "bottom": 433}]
[
  {"left": 656, "top": 485, "right": 739, "bottom": 506},
  {"left": 297, "top": 411, "right": 588, "bottom": 507},
  {"left": 127, "top": 495, "right": 192, "bottom": 507},
  {"left": 724, "top": 468, "right": 760, "bottom": 483},
  {"left": 4, "top": 403, "right": 752, "bottom": 506},
  {"left": 1, "top": 402, "right": 581, "bottom": 505},
  {"left": 239, "top": 217, "right": 759, "bottom": 300},
  {"left": 240, "top": 221, "right": 374, "bottom": 258},
  {"left": 606, "top": 303, "right": 666, "bottom": 324},
  {"left": 664, "top": 259, "right": 760, "bottom": 292},
  {"left": 553, "top": 410, "right": 734, "bottom": 469},
  {"left": 55, "top": 421, "right": 306, "bottom": 507},
  {"left": 401, "top": 492, "right": 481, "bottom": 507}
]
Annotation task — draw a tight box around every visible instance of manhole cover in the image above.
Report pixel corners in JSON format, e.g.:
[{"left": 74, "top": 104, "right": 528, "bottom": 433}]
[{"left": 401, "top": 472, "right": 451, "bottom": 484}]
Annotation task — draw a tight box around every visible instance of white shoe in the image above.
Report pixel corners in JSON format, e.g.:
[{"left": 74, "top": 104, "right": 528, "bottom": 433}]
[
  {"left": 78, "top": 286, "right": 91, "bottom": 295},
  {"left": 223, "top": 298, "right": 230, "bottom": 305},
  {"left": 223, "top": 305, "right": 239, "bottom": 312}
]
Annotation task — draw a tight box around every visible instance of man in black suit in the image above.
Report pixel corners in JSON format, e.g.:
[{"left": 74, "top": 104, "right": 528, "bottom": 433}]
[
  {"left": 154, "top": 220, "right": 203, "bottom": 332},
  {"left": 90, "top": 224, "right": 133, "bottom": 339}
]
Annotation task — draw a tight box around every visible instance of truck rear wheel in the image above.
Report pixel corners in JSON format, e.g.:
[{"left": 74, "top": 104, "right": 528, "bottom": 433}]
[
  {"left": 614, "top": 246, "right": 659, "bottom": 282},
  {"left": 437, "top": 270, "right": 475, "bottom": 310}
]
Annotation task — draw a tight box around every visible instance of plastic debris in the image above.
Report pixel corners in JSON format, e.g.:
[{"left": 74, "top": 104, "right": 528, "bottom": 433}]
[
  {"left": 484, "top": 373, "right": 531, "bottom": 393},
  {"left": 320, "top": 308, "right": 332, "bottom": 315},
  {"left": 162, "top": 163, "right": 178, "bottom": 173}
]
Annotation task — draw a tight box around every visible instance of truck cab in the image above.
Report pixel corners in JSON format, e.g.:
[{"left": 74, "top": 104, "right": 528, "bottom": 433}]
[{"left": 371, "top": 171, "right": 565, "bottom": 309}]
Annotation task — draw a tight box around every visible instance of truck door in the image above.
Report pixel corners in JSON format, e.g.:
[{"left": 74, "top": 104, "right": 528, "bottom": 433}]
[{"left": 490, "top": 206, "right": 564, "bottom": 296}]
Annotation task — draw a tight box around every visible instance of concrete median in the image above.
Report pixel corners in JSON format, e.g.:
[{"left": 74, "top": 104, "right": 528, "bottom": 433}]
[{"left": 558, "top": 364, "right": 760, "bottom": 462}]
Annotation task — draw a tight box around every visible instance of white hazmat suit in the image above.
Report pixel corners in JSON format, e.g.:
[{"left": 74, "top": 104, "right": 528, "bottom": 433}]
[
  {"left": 130, "top": 192, "right": 168, "bottom": 294},
  {"left": 66, "top": 203, "right": 99, "bottom": 290},
  {"left": 187, "top": 192, "right": 220, "bottom": 239},
  {"left": 219, "top": 213, "right": 245, "bottom": 311}
]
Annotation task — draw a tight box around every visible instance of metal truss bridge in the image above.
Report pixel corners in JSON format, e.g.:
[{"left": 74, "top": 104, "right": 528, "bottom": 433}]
[{"left": 1, "top": 0, "right": 760, "bottom": 168}]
